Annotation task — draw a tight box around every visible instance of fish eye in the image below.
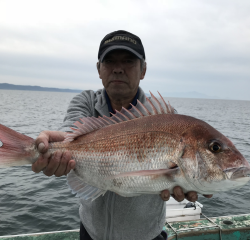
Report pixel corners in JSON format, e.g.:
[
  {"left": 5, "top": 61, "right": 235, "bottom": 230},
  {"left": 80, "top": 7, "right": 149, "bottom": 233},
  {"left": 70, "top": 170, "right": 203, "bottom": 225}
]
[
  {"left": 0, "top": 140, "right": 2, "bottom": 148},
  {"left": 209, "top": 142, "right": 221, "bottom": 153}
]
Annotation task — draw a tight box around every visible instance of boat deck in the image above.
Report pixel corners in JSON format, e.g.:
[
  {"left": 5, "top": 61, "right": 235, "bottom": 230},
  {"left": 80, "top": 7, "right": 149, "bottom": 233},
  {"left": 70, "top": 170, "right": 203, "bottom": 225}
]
[
  {"left": 0, "top": 230, "right": 79, "bottom": 240},
  {"left": 1, "top": 214, "right": 250, "bottom": 239},
  {"left": 165, "top": 213, "right": 250, "bottom": 240}
]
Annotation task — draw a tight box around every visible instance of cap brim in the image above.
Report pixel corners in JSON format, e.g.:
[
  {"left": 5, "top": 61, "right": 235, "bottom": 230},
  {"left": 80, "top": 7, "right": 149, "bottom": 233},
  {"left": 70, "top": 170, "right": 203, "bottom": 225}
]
[{"left": 99, "top": 45, "right": 143, "bottom": 62}]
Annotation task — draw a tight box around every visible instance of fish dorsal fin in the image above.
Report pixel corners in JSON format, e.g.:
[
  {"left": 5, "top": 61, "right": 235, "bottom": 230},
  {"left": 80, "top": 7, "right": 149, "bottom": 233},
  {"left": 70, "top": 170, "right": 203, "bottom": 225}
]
[{"left": 64, "top": 91, "right": 175, "bottom": 142}]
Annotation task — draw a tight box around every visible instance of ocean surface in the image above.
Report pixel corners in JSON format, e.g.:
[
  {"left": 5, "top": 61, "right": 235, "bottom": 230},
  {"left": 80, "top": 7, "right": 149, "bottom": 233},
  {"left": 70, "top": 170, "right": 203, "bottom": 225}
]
[{"left": 0, "top": 90, "right": 249, "bottom": 236}]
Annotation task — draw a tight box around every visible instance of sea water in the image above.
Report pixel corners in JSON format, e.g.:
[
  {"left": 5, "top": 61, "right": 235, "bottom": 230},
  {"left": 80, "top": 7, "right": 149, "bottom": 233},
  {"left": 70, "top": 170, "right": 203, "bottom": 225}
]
[{"left": 0, "top": 90, "right": 249, "bottom": 236}]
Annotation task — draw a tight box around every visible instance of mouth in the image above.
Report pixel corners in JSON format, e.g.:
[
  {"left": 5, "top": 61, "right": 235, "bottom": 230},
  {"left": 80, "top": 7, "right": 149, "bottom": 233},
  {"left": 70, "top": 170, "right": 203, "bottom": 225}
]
[
  {"left": 110, "top": 80, "right": 125, "bottom": 84},
  {"left": 224, "top": 167, "right": 250, "bottom": 179}
]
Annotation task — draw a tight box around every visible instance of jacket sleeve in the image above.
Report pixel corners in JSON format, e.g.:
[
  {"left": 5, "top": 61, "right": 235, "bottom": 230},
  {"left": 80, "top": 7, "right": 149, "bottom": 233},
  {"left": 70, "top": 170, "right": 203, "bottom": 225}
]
[{"left": 57, "top": 90, "right": 96, "bottom": 132}]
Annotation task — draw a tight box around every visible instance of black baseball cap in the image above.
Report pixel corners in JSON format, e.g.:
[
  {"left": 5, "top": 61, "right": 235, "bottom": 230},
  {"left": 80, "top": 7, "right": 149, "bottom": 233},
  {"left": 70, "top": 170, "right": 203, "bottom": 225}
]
[{"left": 98, "top": 30, "right": 146, "bottom": 62}]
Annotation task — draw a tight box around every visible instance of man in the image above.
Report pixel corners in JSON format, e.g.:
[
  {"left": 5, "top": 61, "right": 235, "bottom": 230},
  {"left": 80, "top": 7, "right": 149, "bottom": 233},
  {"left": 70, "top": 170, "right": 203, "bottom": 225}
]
[{"left": 32, "top": 30, "right": 212, "bottom": 240}]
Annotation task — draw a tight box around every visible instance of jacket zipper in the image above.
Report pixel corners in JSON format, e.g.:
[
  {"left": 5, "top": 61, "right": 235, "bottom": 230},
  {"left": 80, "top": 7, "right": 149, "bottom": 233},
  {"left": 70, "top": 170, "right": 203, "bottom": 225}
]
[{"left": 104, "top": 192, "right": 115, "bottom": 240}]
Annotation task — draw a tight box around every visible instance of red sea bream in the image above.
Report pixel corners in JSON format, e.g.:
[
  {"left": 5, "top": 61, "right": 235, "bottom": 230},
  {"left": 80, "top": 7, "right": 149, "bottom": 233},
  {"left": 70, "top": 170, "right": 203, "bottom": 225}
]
[{"left": 0, "top": 92, "right": 249, "bottom": 201}]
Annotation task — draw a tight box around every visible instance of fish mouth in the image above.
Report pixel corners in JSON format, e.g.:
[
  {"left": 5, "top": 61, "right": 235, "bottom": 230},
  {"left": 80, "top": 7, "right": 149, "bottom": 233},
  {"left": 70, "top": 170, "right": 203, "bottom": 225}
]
[{"left": 224, "top": 167, "right": 250, "bottom": 179}]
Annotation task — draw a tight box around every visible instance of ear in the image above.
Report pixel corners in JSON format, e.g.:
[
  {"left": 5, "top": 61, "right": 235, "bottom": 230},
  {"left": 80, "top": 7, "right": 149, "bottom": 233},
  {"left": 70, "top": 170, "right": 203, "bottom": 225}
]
[
  {"left": 97, "top": 62, "right": 101, "bottom": 79},
  {"left": 140, "top": 62, "right": 147, "bottom": 80}
]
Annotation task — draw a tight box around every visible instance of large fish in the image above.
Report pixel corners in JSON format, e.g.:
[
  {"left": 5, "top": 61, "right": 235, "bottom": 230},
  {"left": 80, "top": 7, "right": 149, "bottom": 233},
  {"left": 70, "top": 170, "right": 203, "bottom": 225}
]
[{"left": 0, "top": 93, "right": 249, "bottom": 201}]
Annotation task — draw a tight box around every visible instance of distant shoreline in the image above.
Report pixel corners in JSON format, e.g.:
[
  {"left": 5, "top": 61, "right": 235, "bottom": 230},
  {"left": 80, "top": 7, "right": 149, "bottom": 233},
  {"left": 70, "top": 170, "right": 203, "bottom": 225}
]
[
  {"left": 0, "top": 83, "right": 82, "bottom": 93},
  {"left": 2, "top": 83, "right": 244, "bottom": 100}
]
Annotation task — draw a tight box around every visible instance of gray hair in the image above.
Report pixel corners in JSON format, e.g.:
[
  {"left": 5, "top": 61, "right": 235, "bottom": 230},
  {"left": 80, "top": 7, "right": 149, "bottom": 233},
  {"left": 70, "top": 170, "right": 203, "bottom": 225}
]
[{"left": 97, "top": 58, "right": 146, "bottom": 72}]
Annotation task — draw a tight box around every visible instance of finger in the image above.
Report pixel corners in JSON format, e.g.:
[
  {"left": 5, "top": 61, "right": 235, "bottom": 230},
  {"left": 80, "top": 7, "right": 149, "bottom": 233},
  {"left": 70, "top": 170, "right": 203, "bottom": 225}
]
[
  {"left": 43, "top": 131, "right": 67, "bottom": 142},
  {"left": 35, "top": 131, "right": 66, "bottom": 153},
  {"left": 203, "top": 194, "right": 213, "bottom": 198},
  {"left": 172, "top": 186, "right": 185, "bottom": 202},
  {"left": 38, "top": 142, "right": 46, "bottom": 153},
  {"left": 32, "top": 152, "right": 51, "bottom": 173},
  {"left": 43, "top": 151, "right": 62, "bottom": 176},
  {"left": 54, "top": 151, "right": 71, "bottom": 177},
  {"left": 35, "top": 131, "right": 51, "bottom": 153},
  {"left": 160, "top": 190, "right": 170, "bottom": 201},
  {"left": 65, "top": 159, "right": 76, "bottom": 175},
  {"left": 185, "top": 191, "right": 198, "bottom": 202}
]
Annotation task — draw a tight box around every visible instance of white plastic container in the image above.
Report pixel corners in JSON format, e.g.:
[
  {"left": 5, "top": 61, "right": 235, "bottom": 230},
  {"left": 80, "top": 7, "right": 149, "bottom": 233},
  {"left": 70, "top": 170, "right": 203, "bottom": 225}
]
[{"left": 165, "top": 197, "right": 203, "bottom": 222}]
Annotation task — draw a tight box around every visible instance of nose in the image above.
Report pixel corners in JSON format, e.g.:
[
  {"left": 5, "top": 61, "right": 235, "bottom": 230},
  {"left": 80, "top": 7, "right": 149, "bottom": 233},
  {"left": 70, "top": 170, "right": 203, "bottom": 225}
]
[{"left": 113, "top": 62, "right": 124, "bottom": 74}]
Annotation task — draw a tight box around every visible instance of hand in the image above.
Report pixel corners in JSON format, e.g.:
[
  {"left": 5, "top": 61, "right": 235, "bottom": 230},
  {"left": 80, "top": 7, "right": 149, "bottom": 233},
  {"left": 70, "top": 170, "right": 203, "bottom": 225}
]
[
  {"left": 32, "top": 130, "right": 76, "bottom": 177},
  {"left": 160, "top": 186, "right": 213, "bottom": 202}
]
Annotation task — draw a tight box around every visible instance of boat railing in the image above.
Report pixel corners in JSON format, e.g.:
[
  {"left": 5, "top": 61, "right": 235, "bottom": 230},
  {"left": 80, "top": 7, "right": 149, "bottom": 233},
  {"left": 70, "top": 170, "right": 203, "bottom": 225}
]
[{"left": 166, "top": 212, "right": 223, "bottom": 240}]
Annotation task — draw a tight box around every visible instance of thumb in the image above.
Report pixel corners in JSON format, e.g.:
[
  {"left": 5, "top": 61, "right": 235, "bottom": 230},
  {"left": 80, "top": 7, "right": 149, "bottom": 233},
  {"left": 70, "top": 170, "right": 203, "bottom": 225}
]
[
  {"left": 38, "top": 142, "right": 46, "bottom": 153},
  {"left": 35, "top": 132, "right": 50, "bottom": 154}
]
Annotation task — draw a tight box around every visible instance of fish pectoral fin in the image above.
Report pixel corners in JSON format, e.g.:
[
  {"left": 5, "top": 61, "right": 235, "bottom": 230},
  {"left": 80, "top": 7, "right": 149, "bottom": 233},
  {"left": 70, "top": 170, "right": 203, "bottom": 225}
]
[
  {"left": 109, "top": 168, "right": 179, "bottom": 179},
  {"left": 67, "top": 170, "right": 106, "bottom": 201}
]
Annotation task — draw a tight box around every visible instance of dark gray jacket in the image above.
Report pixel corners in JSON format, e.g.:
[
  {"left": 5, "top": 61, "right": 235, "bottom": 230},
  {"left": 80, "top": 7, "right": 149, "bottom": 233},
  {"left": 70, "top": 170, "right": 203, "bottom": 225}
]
[{"left": 59, "top": 87, "right": 166, "bottom": 240}]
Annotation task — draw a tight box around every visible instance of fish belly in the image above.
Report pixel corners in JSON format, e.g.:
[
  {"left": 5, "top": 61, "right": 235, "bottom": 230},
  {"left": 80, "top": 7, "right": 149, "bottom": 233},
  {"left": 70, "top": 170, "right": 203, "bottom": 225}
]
[{"left": 53, "top": 131, "right": 182, "bottom": 195}]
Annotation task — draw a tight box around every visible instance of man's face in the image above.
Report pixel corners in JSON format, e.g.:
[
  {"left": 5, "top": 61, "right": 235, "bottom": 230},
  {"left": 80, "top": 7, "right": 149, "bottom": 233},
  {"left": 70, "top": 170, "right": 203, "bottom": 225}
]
[{"left": 98, "top": 50, "right": 146, "bottom": 100}]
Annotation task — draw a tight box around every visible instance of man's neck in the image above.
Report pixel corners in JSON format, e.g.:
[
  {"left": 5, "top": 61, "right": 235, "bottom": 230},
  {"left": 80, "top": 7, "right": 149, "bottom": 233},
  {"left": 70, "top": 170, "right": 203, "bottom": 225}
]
[
  {"left": 106, "top": 90, "right": 138, "bottom": 112},
  {"left": 109, "top": 97, "right": 134, "bottom": 111}
]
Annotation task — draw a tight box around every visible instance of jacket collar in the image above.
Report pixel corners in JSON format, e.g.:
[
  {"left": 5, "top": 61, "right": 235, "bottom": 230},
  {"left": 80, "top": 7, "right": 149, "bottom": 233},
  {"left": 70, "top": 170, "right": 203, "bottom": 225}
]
[{"left": 94, "top": 86, "right": 146, "bottom": 117}]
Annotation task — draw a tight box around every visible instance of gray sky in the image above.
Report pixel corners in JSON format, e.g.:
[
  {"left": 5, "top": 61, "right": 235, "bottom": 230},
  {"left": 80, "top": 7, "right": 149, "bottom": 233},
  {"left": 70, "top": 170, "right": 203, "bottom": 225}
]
[{"left": 0, "top": 0, "right": 250, "bottom": 100}]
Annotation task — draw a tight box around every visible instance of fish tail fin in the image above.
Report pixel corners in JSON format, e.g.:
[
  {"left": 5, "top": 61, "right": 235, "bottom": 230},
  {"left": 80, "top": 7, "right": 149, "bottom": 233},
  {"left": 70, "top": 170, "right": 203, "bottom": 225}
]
[{"left": 0, "top": 124, "right": 37, "bottom": 168}]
